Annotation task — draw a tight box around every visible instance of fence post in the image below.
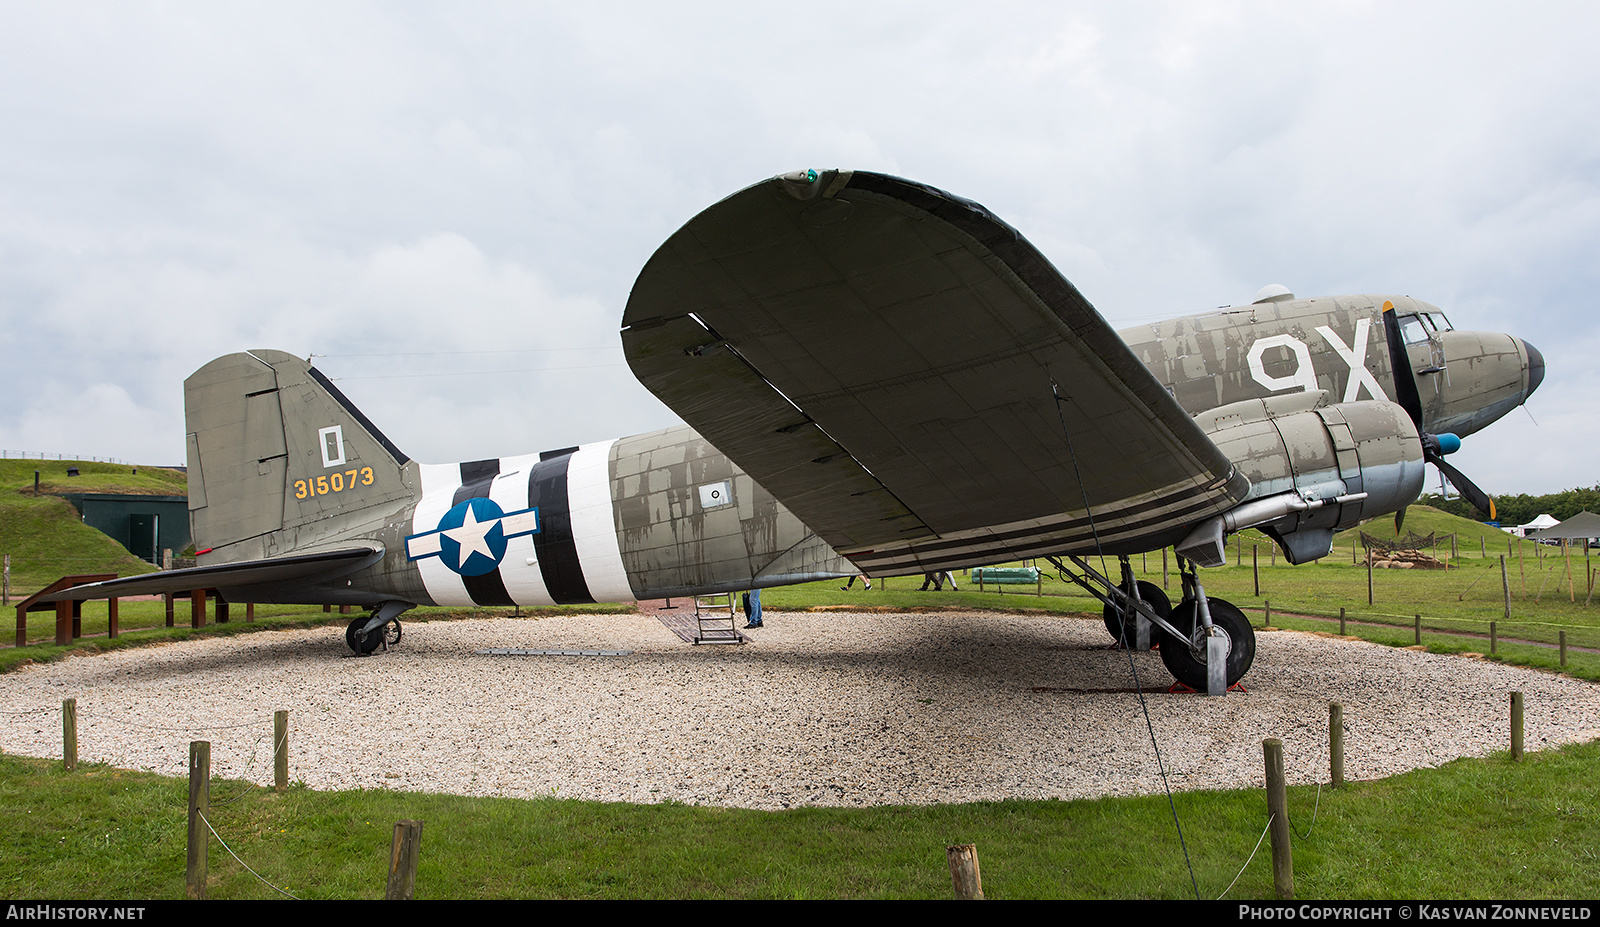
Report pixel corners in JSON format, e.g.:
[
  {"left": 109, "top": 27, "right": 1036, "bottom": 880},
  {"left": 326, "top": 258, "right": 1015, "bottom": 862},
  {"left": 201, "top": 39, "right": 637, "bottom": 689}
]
[
  {"left": 1560, "top": 630, "right": 1567, "bottom": 668},
  {"left": 274, "top": 710, "right": 289, "bottom": 792},
  {"left": 1253, "top": 545, "right": 1259, "bottom": 596},
  {"left": 1415, "top": 614, "right": 1421, "bottom": 645},
  {"left": 1367, "top": 549, "right": 1374, "bottom": 606},
  {"left": 1501, "top": 556, "right": 1511, "bottom": 620},
  {"left": 187, "top": 741, "right": 210, "bottom": 899},
  {"left": 386, "top": 821, "right": 425, "bottom": 900},
  {"left": 1264, "top": 738, "right": 1294, "bottom": 899},
  {"left": 62, "top": 698, "right": 77, "bottom": 771},
  {"left": 1490, "top": 620, "right": 1497, "bottom": 654},
  {"left": 1329, "top": 703, "right": 1344, "bottom": 788},
  {"left": 1338, "top": 606, "right": 1346, "bottom": 636},
  {"left": 1510, "top": 692, "right": 1524, "bottom": 761},
  {"left": 947, "top": 844, "right": 983, "bottom": 900}
]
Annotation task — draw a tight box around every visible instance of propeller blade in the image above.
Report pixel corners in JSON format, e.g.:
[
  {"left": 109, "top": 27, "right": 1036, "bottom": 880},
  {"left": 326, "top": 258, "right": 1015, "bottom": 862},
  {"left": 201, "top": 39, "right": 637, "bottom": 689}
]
[
  {"left": 1382, "top": 302, "right": 1425, "bottom": 429},
  {"left": 1430, "top": 454, "right": 1497, "bottom": 521}
]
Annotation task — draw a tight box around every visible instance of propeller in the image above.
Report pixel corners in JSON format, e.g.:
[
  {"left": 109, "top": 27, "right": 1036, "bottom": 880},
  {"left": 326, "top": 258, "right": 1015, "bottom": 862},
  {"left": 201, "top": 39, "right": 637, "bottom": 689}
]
[{"left": 1382, "top": 303, "right": 1497, "bottom": 526}]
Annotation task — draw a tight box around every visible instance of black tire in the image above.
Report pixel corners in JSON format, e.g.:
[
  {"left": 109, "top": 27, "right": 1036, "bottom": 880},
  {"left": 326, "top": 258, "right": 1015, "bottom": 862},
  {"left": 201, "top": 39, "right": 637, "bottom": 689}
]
[
  {"left": 345, "top": 617, "right": 366, "bottom": 653},
  {"left": 345, "top": 616, "right": 385, "bottom": 655},
  {"left": 1158, "top": 597, "right": 1256, "bottom": 690},
  {"left": 385, "top": 620, "right": 402, "bottom": 647},
  {"left": 1102, "top": 580, "right": 1171, "bottom": 643}
]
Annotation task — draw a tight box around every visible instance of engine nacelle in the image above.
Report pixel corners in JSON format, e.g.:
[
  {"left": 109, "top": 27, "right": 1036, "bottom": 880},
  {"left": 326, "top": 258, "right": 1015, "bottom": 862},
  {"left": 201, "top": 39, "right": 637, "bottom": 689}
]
[{"left": 1178, "top": 391, "right": 1426, "bottom": 565}]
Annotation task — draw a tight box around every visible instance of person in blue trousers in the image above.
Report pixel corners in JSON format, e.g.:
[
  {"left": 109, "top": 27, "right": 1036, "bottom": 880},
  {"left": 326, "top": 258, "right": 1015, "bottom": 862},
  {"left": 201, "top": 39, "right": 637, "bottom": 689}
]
[{"left": 742, "top": 588, "right": 763, "bottom": 628}]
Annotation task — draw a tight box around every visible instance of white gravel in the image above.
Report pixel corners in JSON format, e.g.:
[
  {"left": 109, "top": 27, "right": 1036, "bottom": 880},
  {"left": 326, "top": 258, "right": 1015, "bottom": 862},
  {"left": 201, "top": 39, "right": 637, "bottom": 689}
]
[{"left": 3, "top": 611, "right": 1597, "bottom": 810}]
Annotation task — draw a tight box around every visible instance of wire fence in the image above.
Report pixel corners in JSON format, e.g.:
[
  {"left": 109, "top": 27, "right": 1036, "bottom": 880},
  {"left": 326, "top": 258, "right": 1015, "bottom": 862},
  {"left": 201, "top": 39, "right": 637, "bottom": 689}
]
[{"left": 1, "top": 450, "right": 133, "bottom": 464}]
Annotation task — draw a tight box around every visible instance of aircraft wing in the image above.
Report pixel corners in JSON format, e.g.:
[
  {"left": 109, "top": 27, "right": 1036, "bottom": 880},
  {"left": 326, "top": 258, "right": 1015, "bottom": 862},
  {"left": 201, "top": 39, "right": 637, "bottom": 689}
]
[
  {"left": 623, "top": 170, "right": 1249, "bottom": 569},
  {"left": 30, "top": 547, "right": 384, "bottom": 603}
]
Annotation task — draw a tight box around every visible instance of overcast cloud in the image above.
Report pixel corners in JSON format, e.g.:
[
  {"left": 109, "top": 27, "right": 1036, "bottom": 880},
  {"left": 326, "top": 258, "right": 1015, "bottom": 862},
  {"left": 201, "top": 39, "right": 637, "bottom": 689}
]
[{"left": 1, "top": 2, "right": 1595, "bottom": 498}]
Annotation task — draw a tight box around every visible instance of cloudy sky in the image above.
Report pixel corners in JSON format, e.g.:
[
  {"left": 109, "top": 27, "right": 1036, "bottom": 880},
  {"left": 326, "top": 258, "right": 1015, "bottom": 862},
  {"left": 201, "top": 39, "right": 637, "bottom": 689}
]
[{"left": 2, "top": 2, "right": 1595, "bottom": 499}]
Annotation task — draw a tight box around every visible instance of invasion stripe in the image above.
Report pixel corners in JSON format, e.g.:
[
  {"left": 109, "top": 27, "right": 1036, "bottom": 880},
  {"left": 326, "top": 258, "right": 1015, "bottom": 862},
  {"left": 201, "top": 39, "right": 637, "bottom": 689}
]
[
  {"left": 850, "top": 491, "right": 1228, "bottom": 572},
  {"left": 528, "top": 451, "right": 594, "bottom": 604}
]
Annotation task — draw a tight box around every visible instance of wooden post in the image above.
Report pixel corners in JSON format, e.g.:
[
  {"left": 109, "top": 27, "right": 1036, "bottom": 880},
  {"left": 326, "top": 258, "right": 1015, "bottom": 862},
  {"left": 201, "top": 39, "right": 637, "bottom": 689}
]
[
  {"left": 946, "top": 844, "right": 983, "bottom": 900},
  {"left": 385, "top": 820, "right": 425, "bottom": 900},
  {"left": 1271, "top": 543, "right": 1276, "bottom": 566},
  {"left": 190, "top": 589, "right": 206, "bottom": 628},
  {"left": 1367, "top": 548, "right": 1374, "bottom": 606},
  {"left": 1253, "top": 545, "right": 1260, "bottom": 596},
  {"left": 1264, "top": 600, "right": 1271, "bottom": 627},
  {"left": 274, "top": 710, "right": 288, "bottom": 792},
  {"left": 1491, "top": 620, "right": 1497, "bottom": 654},
  {"left": 339, "top": 604, "right": 353, "bottom": 614},
  {"left": 1510, "top": 692, "right": 1524, "bottom": 761},
  {"left": 107, "top": 598, "right": 119, "bottom": 639},
  {"left": 323, "top": 604, "right": 332, "bottom": 613},
  {"left": 62, "top": 698, "right": 77, "bottom": 771},
  {"left": 1501, "top": 556, "right": 1511, "bottom": 620},
  {"left": 54, "top": 599, "right": 71, "bottom": 645},
  {"left": 1414, "top": 614, "right": 1421, "bottom": 645},
  {"left": 1329, "top": 703, "right": 1344, "bottom": 789},
  {"left": 246, "top": 603, "right": 255, "bottom": 623},
  {"left": 1566, "top": 542, "right": 1575, "bottom": 602},
  {"left": 165, "top": 594, "right": 175, "bottom": 627},
  {"left": 216, "top": 599, "right": 229, "bottom": 624},
  {"left": 187, "top": 741, "right": 210, "bottom": 899},
  {"left": 1560, "top": 630, "right": 1567, "bottom": 667},
  {"left": 1338, "top": 606, "right": 1346, "bottom": 635},
  {"left": 1264, "top": 738, "right": 1293, "bottom": 899},
  {"left": 1480, "top": 536, "right": 1485, "bottom": 558},
  {"left": 1353, "top": 539, "right": 1358, "bottom": 564}
]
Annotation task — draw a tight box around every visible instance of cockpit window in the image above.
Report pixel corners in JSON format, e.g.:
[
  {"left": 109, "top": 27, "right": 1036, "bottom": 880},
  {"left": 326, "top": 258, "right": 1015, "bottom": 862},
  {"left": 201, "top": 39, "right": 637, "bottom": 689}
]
[
  {"left": 1426, "top": 311, "right": 1454, "bottom": 332},
  {"left": 1399, "top": 314, "right": 1431, "bottom": 345}
]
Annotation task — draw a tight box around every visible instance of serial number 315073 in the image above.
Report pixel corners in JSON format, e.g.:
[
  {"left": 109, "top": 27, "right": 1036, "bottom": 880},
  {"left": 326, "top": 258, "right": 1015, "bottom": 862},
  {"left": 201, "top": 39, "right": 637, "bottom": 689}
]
[{"left": 295, "top": 467, "right": 374, "bottom": 499}]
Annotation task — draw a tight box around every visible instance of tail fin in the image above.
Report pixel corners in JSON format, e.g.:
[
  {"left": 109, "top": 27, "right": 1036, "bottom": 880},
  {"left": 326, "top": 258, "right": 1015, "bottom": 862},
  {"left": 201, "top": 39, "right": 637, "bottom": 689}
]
[{"left": 185, "top": 349, "right": 415, "bottom": 562}]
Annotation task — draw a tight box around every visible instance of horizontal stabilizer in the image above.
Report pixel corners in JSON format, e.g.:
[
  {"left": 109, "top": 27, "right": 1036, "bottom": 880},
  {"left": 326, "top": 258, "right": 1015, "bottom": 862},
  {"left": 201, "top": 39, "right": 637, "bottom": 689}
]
[{"left": 32, "top": 547, "right": 383, "bottom": 603}]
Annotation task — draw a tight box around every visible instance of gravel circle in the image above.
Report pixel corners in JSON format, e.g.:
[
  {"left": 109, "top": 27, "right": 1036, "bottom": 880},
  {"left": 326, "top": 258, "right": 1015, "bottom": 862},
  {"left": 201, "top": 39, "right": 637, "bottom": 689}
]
[{"left": 3, "top": 611, "right": 1596, "bottom": 810}]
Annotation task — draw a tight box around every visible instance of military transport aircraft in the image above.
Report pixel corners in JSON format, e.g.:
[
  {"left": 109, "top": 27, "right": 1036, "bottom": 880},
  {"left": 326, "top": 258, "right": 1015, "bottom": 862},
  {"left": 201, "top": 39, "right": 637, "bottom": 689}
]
[{"left": 43, "top": 169, "right": 1543, "bottom": 694}]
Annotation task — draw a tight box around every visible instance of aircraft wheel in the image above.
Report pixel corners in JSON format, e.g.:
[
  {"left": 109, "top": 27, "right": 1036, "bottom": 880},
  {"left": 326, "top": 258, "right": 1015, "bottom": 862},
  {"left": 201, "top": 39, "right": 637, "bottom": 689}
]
[
  {"left": 1102, "top": 580, "right": 1171, "bottom": 643},
  {"left": 385, "top": 620, "right": 402, "bottom": 648},
  {"left": 345, "top": 617, "right": 367, "bottom": 653},
  {"left": 1158, "top": 597, "right": 1255, "bottom": 690}
]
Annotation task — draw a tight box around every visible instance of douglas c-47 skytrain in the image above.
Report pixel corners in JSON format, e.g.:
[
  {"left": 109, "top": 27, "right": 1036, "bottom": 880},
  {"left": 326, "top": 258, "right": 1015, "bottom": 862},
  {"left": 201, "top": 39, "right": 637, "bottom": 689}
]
[{"left": 46, "top": 170, "right": 1543, "bottom": 694}]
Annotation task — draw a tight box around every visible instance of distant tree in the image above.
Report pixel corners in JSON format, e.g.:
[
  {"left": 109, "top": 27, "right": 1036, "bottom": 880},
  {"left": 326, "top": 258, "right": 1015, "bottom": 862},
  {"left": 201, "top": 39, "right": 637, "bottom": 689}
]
[{"left": 1418, "top": 484, "right": 1600, "bottom": 526}]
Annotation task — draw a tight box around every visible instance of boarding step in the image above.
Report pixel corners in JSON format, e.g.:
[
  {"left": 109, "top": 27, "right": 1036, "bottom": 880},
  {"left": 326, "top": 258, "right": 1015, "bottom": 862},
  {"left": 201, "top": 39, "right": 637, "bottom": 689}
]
[{"left": 693, "top": 592, "right": 742, "bottom": 645}]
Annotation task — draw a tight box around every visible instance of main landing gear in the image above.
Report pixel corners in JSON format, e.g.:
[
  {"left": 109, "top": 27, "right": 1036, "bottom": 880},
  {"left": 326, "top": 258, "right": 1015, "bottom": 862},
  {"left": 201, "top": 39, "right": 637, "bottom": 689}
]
[
  {"left": 344, "top": 600, "right": 412, "bottom": 656},
  {"left": 1047, "top": 552, "right": 1255, "bottom": 694}
]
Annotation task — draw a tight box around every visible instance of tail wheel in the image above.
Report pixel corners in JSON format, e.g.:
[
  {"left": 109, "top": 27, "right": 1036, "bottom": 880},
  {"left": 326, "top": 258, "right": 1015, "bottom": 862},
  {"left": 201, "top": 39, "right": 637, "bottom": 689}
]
[
  {"left": 1102, "top": 580, "right": 1171, "bottom": 643},
  {"left": 345, "top": 616, "right": 386, "bottom": 655},
  {"left": 1157, "top": 597, "right": 1256, "bottom": 690}
]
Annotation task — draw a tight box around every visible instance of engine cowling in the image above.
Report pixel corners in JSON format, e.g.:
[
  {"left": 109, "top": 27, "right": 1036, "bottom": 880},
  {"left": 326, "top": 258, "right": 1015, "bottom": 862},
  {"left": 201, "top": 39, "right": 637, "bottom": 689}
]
[{"left": 1177, "top": 390, "right": 1426, "bottom": 565}]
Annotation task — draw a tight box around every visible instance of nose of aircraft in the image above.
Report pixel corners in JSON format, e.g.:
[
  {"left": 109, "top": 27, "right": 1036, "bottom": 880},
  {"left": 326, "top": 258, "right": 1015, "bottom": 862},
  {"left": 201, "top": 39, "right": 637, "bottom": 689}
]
[{"left": 1521, "top": 338, "right": 1545, "bottom": 399}]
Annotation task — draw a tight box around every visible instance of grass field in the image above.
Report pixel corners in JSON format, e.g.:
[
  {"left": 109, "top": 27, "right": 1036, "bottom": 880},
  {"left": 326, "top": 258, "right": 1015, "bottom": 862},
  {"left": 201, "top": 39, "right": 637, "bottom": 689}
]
[{"left": 3, "top": 740, "right": 1595, "bottom": 900}]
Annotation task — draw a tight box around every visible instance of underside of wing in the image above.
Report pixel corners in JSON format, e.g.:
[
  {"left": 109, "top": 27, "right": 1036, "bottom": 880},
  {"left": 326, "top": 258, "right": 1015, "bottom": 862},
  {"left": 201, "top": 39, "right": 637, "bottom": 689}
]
[
  {"left": 623, "top": 170, "right": 1249, "bottom": 569},
  {"left": 33, "top": 547, "right": 384, "bottom": 603}
]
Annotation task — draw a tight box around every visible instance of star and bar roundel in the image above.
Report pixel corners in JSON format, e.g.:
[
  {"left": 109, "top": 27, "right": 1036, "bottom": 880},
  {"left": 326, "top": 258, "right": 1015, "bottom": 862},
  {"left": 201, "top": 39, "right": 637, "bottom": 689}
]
[{"left": 405, "top": 498, "right": 540, "bottom": 576}]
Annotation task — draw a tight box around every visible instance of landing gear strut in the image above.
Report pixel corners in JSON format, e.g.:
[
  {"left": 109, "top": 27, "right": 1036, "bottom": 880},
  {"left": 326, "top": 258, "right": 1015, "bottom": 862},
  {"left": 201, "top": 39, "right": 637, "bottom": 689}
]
[
  {"left": 344, "top": 600, "right": 412, "bottom": 656},
  {"left": 1047, "top": 552, "right": 1256, "bottom": 694}
]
